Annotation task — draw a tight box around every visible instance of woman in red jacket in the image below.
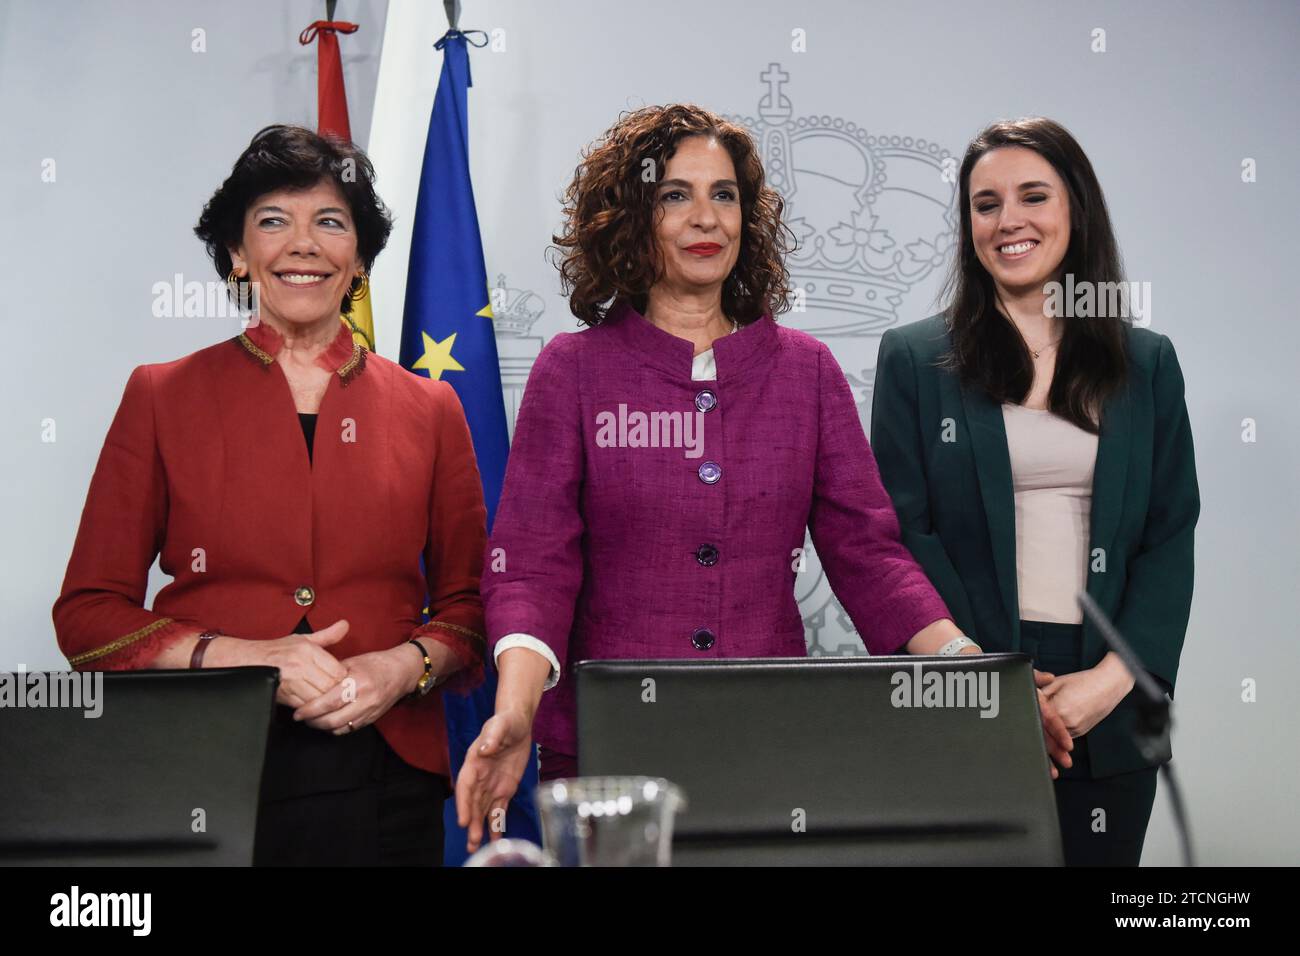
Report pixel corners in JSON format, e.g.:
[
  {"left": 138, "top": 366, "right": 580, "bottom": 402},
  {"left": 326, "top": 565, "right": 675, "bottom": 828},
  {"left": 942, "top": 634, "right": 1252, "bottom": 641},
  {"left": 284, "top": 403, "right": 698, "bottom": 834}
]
[{"left": 52, "top": 125, "right": 488, "bottom": 866}]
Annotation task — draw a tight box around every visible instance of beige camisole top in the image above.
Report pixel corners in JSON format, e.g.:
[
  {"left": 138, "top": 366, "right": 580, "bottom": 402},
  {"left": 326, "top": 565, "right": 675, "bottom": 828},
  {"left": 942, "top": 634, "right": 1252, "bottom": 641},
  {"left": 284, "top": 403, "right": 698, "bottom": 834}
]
[{"left": 1001, "top": 403, "right": 1100, "bottom": 625}]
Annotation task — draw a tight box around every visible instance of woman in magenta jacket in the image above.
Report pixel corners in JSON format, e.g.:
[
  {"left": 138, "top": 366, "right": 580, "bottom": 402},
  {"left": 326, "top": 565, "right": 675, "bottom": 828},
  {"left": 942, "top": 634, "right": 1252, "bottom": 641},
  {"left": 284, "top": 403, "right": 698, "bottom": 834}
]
[{"left": 455, "top": 105, "right": 1073, "bottom": 851}]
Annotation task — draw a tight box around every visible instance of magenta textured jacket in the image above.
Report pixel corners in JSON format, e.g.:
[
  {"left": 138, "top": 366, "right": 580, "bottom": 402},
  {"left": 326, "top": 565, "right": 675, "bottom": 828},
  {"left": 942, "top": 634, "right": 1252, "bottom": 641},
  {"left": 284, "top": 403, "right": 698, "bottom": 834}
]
[{"left": 483, "top": 302, "right": 951, "bottom": 756}]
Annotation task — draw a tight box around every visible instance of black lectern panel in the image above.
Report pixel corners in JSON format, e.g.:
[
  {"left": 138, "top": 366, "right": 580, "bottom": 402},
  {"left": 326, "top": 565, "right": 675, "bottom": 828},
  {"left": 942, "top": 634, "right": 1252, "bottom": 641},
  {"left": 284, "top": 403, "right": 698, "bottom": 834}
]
[
  {"left": 0, "top": 668, "right": 277, "bottom": 866},
  {"left": 577, "top": 654, "right": 1062, "bottom": 866}
]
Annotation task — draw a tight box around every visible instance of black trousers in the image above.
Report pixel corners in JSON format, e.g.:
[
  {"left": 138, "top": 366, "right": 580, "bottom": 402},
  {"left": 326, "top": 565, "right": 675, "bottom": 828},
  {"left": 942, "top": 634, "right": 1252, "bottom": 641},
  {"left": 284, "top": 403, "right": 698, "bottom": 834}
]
[
  {"left": 1021, "top": 620, "right": 1159, "bottom": 867},
  {"left": 253, "top": 704, "right": 451, "bottom": 867}
]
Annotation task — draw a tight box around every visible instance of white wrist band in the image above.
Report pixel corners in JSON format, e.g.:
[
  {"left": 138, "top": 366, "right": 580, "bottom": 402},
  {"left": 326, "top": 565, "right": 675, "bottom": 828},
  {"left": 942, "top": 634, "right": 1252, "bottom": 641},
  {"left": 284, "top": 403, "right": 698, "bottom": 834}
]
[{"left": 937, "top": 636, "right": 980, "bottom": 656}]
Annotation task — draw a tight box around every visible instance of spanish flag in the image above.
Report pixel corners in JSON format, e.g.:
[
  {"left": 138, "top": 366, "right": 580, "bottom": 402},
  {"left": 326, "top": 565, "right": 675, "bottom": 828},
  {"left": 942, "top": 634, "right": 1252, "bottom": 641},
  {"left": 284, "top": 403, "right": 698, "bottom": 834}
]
[{"left": 300, "top": 16, "right": 376, "bottom": 351}]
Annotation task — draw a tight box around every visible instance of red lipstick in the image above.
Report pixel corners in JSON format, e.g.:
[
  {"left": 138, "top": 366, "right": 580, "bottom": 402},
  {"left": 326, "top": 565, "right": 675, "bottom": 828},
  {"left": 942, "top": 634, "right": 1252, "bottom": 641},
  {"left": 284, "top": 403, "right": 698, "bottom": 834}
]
[{"left": 684, "top": 243, "right": 722, "bottom": 256}]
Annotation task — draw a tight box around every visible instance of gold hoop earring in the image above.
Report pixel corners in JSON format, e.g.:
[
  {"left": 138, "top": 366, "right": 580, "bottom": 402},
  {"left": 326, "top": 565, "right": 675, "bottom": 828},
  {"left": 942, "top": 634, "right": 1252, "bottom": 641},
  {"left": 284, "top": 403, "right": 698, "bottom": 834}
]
[
  {"left": 227, "top": 267, "right": 256, "bottom": 314},
  {"left": 349, "top": 272, "right": 370, "bottom": 302}
]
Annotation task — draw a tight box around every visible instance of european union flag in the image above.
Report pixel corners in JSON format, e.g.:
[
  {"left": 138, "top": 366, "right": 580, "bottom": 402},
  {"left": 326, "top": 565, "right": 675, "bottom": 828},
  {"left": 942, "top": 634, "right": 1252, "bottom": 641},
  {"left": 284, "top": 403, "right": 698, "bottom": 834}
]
[{"left": 399, "top": 28, "right": 541, "bottom": 866}]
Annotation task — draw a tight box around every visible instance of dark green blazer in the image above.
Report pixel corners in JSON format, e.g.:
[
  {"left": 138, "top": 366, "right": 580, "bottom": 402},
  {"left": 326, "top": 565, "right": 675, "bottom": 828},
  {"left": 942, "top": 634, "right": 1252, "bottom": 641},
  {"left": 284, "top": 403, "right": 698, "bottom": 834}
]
[{"left": 870, "top": 314, "right": 1199, "bottom": 777}]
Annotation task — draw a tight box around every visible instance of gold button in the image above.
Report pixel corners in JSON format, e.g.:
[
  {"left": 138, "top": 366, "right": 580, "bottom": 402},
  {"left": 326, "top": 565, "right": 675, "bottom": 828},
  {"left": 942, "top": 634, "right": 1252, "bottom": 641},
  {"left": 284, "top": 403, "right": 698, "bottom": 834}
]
[{"left": 294, "top": 586, "right": 315, "bottom": 607}]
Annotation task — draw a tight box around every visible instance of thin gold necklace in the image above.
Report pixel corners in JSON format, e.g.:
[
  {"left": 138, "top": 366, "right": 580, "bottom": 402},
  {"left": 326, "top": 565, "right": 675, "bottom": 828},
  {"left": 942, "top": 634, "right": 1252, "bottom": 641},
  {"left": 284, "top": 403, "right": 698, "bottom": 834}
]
[
  {"left": 993, "top": 293, "right": 1060, "bottom": 359},
  {"left": 1029, "top": 338, "right": 1061, "bottom": 359}
]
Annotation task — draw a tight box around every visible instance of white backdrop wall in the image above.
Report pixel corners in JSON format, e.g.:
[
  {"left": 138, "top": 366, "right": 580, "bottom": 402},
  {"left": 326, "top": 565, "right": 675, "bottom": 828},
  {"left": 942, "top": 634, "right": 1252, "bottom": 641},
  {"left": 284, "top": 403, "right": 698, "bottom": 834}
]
[{"left": 2, "top": 0, "right": 1297, "bottom": 865}]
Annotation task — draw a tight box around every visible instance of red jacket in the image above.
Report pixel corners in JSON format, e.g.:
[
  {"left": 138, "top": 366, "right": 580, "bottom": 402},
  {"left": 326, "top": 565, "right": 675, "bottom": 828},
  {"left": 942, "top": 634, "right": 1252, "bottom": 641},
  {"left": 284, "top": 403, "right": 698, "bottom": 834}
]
[{"left": 53, "top": 319, "right": 488, "bottom": 778}]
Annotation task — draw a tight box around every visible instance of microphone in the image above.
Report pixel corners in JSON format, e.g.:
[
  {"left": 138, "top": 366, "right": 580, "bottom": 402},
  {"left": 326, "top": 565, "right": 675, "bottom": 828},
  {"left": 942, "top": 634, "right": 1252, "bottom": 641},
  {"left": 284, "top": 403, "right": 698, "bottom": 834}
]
[{"left": 1077, "top": 591, "right": 1195, "bottom": 867}]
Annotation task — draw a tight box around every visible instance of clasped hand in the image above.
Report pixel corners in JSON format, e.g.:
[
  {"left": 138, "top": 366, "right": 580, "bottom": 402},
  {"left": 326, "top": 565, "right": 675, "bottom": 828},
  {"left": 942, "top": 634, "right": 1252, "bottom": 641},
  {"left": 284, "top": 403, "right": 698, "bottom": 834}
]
[
  {"left": 240, "top": 619, "right": 419, "bottom": 733},
  {"left": 1037, "top": 655, "right": 1135, "bottom": 740}
]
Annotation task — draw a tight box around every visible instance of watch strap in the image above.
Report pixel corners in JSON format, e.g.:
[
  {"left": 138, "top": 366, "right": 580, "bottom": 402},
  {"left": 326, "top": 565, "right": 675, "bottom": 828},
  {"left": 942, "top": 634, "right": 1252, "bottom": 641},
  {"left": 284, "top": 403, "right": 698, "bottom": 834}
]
[{"left": 189, "top": 630, "right": 222, "bottom": 669}]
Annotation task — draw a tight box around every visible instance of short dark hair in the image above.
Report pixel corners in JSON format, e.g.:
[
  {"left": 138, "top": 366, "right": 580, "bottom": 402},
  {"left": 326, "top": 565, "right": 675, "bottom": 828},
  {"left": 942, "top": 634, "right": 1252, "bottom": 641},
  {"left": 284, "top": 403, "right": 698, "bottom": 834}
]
[
  {"left": 194, "top": 124, "right": 393, "bottom": 315},
  {"left": 940, "top": 117, "right": 1127, "bottom": 433}
]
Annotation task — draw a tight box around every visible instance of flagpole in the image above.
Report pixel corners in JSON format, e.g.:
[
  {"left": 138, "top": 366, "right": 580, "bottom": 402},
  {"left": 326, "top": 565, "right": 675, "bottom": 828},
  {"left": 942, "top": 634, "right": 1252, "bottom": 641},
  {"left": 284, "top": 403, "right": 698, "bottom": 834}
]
[{"left": 395, "top": 13, "right": 545, "bottom": 864}]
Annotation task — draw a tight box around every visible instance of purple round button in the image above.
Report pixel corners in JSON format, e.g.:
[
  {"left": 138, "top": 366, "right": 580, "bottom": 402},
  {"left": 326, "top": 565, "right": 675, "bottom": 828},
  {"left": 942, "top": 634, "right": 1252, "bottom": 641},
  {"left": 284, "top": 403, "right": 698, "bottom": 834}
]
[
  {"left": 695, "top": 389, "right": 717, "bottom": 413},
  {"left": 697, "top": 460, "right": 722, "bottom": 484},
  {"left": 691, "top": 627, "right": 716, "bottom": 650}
]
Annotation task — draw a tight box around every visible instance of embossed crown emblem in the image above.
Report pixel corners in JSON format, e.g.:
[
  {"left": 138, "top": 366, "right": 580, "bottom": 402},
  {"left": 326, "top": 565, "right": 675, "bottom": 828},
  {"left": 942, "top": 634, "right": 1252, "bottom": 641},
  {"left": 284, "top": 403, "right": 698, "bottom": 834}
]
[
  {"left": 726, "top": 64, "right": 958, "bottom": 334},
  {"left": 490, "top": 273, "right": 546, "bottom": 337}
]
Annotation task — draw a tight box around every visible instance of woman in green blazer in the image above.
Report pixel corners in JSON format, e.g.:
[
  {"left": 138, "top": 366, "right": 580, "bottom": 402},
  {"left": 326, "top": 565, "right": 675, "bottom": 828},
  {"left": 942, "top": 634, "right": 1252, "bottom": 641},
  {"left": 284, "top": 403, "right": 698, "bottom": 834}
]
[{"left": 871, "top": 117, "right": 1199, "bottom": 866}]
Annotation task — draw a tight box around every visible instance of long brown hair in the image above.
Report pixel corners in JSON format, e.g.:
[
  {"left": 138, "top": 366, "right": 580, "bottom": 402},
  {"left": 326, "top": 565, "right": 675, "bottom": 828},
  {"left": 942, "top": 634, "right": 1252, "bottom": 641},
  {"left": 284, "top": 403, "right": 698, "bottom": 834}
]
[
  {"left": 940, "top": 117, "right": 1128, "bottom": 432},
  {"left": 551, "top": 104, "right": 791, "bottom": 327}
]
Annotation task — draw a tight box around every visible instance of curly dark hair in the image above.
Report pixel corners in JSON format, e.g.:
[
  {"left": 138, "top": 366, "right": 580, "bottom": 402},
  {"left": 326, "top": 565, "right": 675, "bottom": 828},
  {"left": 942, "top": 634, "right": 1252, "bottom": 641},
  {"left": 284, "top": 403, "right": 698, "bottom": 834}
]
[
  {"left": 551, "top": 104, "right": 791, "bottom": 327},
  {"left": 194, "top": 124, "right": 393, "bottom": 316}
]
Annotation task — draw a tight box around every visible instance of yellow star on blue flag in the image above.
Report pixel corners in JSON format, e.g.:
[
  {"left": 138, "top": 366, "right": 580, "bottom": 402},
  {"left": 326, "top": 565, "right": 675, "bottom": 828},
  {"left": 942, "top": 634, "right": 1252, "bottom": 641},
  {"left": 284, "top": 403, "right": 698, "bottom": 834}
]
[{"left": 411, "top": 331, "right": 466, "bottom": 380}]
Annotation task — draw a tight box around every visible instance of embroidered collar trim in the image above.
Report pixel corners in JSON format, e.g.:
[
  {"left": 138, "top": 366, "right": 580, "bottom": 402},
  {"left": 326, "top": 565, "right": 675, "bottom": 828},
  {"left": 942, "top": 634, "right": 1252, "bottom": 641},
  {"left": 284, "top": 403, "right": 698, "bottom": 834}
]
[{"left": 236, "top": 319, "right": 367, "bottom": 385}]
